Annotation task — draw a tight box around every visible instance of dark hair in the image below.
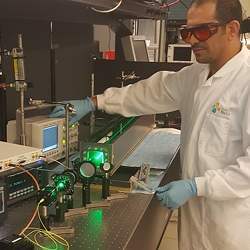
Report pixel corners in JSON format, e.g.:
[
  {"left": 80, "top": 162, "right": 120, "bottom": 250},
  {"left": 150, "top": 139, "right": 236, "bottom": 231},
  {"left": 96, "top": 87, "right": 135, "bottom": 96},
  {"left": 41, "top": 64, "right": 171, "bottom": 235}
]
[{"left": 191, "top": 0, "right": 243, "bottom": 25}]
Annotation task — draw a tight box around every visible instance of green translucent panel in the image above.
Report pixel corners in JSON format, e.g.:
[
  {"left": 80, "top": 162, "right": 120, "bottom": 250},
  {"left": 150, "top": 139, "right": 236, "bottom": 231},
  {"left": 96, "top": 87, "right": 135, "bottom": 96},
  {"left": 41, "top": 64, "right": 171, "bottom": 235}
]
[
  {"left": 107, "top": 117, "right": 136, "bottom": 144},
  {"left": 86, "top": 150, "right": 105, "bottom": 168}
]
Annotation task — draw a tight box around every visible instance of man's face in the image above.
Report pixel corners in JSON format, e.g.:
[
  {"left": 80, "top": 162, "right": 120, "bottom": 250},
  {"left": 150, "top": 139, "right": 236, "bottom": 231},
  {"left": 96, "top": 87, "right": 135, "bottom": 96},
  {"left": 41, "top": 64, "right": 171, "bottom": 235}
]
[{"left": 186, "top": 2, "right": 228, "bottom": 64}]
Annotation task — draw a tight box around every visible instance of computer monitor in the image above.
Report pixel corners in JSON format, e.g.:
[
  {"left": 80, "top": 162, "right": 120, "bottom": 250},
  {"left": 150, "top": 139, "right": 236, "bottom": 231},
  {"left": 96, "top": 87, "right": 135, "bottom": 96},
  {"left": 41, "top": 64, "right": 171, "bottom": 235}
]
[
  {"left": 121, "top": 36, "right": 149, "bottom": 62},
  {"left": 167, "top": 44, "right": 195, "bottom": 63},
  {"left": 132, "top": 40, "right": 149, "bottom": 62}
]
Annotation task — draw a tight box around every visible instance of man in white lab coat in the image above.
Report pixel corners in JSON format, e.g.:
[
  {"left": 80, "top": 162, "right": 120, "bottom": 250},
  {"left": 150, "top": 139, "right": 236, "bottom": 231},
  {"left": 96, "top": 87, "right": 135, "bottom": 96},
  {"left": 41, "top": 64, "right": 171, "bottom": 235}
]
[{"left": 50, "top": 0, "right": 250, "bottom": 249}]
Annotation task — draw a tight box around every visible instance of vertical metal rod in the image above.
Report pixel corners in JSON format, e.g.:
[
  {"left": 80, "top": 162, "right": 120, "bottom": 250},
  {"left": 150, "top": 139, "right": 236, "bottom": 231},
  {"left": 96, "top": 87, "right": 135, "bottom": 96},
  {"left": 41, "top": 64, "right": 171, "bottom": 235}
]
[
  {"left": 50, "top": 21, "right": 56, "bottom": 102},
  {"left": 82, "top": 181, "right": 91, "bottom": 206},
  {"left": 20, "top": 88, "right": 26, "bottom": 145},
  {"left": 18, "top": 34, "right": 23, "bottom": 49},
  {"left": 56, "top": 192, "right": 65, "bottom": 222},
  {"left": 121, "top": 71, "right": 125, "bottom": 87},
  {"left": 0, "top": 33, "right": 7, "bottom": 141},
  {"left": 154, "top": 20, "right": 158, "bottom": 62},
  {"left": 91, "top": 73, "right": 95, "bottom": 97},
  {"left": 158, "top": 19, "right": 166, "bottom": 62},
  {"left": 102, "top": 173, "right": 110, "bottom": 199},
  {"left": 65, "top": 104, "right": 70, "bottom": 168},
  {"left": 67, "top": 194, "right": 73, "bottom": 209},
  {"left": 17, "top": 34, "right": 26, "bottom": 145},
  {"left": 158, "top": 20, "right": 163, "bottom": 62},
  {"left": 39, "top": 206, "right": 50, "bottom": 230},
  {"left": 90, "top": 73, "right": 95, "bottom": 135},
  {"left": 133, "top": 19, "right": 139, "bottom": 35},
  {"left": 0, "top": 88, "right": 7, "bottom": 141}
]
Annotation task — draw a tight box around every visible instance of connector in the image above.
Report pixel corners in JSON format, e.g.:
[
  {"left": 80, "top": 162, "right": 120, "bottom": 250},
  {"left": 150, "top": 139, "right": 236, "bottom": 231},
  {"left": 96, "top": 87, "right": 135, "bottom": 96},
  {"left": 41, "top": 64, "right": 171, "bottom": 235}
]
[{"left": 0, "top": 234, "right": 34, "bottom": 250}]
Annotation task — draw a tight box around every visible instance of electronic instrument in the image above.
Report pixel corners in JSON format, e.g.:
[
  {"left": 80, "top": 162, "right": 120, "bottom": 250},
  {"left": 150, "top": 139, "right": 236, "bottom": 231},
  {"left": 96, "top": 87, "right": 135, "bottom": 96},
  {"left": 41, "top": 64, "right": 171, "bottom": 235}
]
[
  {"left": 167, "top": 44, "right": 195, "bottom": 63},
  {"left": 0, "top": 141, "right": 42, "bottom": 173},
  {"left": 5, "top": 161, "right": 47, "bottom": 205},
  {"left": 7, "top": 115, "right": 79, "bottom": 162}
]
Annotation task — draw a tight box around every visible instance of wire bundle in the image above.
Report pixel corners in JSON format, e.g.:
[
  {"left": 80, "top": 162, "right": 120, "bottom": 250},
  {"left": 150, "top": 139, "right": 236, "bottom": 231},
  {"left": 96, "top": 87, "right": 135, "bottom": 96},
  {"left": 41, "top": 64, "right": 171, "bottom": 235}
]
[
  {"left": 15, "top": 164, "right": 70, "bottom": 250},
  {"left": 21, "top": 205, "right": 70, "bottom": 250}
]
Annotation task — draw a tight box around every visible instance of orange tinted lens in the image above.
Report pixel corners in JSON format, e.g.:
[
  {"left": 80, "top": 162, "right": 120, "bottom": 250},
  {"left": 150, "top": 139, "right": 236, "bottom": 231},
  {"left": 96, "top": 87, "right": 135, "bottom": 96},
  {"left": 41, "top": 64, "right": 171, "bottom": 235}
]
[{"left": 193, "top": 26, "right": 211, "bottom": 41}]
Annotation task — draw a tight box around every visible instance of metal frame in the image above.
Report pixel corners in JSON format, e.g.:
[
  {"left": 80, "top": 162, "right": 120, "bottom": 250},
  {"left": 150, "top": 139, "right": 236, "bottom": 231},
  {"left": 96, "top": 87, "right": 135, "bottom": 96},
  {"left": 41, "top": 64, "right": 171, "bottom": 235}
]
[{"left": 0, "top": 0, "right": 166, "bottom": 22}]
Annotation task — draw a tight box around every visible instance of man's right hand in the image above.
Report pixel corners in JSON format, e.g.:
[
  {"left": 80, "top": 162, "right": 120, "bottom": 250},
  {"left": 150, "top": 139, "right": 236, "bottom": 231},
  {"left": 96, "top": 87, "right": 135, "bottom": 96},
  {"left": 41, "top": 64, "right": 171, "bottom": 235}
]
[{"left": 49, "top": 97, "right": 95, "bottom": 124}]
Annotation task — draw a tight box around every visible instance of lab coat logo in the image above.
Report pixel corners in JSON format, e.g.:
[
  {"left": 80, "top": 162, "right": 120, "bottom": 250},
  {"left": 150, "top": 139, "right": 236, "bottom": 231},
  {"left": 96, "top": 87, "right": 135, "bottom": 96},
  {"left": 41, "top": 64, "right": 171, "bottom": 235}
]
[{"left": 211, "top": 102, "right": 230, "bottom": 116}]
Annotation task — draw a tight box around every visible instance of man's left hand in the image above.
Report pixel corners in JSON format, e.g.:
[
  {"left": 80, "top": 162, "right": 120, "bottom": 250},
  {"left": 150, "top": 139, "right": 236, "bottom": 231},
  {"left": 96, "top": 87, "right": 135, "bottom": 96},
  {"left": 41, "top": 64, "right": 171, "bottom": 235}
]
[{"left": 156, "top": 179, "right": 197, "bottom": 209}]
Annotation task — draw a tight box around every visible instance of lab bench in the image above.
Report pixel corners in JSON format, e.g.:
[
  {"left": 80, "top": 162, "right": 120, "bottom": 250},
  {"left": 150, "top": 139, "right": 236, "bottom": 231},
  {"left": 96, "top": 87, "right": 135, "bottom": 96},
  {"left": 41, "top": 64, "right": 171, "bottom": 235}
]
[{"left": 0, "top": 130, "right": 180, "bottom": 250}]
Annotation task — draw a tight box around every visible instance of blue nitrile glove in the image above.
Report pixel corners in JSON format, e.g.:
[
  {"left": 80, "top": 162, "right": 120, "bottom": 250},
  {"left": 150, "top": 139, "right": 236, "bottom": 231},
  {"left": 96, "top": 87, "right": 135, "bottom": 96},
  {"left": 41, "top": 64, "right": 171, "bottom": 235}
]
[
  {"left": 49, "top": 97, "right": 95, "bottom": 124},
  {"left": 156, "top": 179, "right": 197, "bottom": 209}
]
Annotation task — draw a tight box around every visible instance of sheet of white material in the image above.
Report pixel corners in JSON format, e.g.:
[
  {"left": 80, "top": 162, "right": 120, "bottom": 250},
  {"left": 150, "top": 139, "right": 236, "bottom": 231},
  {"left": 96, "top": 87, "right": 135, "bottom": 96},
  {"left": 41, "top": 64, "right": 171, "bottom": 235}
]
[{"left": 122, "top": 128, "right": 180, "bottom": 170}]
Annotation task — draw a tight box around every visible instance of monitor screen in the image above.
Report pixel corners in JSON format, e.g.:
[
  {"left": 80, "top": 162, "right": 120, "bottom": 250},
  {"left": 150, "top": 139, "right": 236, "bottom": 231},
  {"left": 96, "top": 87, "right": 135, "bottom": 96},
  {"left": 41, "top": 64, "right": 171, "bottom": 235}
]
[
  {"left": 173, "top": 46, "right": 192, "bottom": 61},
  {"left": 133, "top": 40, "right": 149, "bottom": 62},
  {"left": 121, "top": 36, "right": 136, "bottom": 61},
  {"left": 42, "top": 125, "right": 58, "bottom": 152}
]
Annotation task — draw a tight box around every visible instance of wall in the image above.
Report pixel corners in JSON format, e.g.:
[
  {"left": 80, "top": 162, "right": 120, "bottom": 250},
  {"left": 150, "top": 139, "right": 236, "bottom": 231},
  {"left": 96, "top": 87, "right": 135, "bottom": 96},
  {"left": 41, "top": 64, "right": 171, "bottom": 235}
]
[
  {"left": 241, "top": 0, "right": 250, "bottom": 17},
  {"left": 94, "top": 25, "right": 115, "bottom": 53},
  {"left": 0, "top": 20, "right": 94, "bottom": 140}
]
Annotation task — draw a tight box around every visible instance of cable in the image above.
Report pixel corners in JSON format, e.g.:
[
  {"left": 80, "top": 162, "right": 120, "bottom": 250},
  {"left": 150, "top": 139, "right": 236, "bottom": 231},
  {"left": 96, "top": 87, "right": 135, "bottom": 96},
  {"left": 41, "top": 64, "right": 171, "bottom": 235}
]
[
  {"left": 24, "top": 230, "right": 58, "bottom": 250},
  {"left": 22, "top": 206, "right": 70, "bottom": 250},
  {"left": 167, "top": 0, "right": 180, "bottom": 7},
  {"left": 40, "top": 155, "right": 68, "bottom": 169},
  {"left": 29, "top": 167, "right": 60, "bottom": 173},
  {"left": 91, "top": 0, "right": 123, "bottom": 13},
  {"left": 11, "top": 164, "right": 69, "bottom": 249},
  {"left": 24, "top": 228, "right": 69, "bottom": 250},
  {"left": 19, "top": 201, "right": 41, "bottom": 235},
  {"left": 20, "top": 195, "right": 69, "bottom": 249},
  {"left": 160, "top": 0, "right": 180, "bottom": 9},
  {"left": 10, "top": 164, "right": 40, "bottom": 191},
  {"left": 179, "top": 0, "right": 188, "bottom": 9},
  {"left": 7, "top": 163, "right": 41, "bottom": 236},
  {"left": 37, "top": 207, "right": 69, "bottom": 248}
]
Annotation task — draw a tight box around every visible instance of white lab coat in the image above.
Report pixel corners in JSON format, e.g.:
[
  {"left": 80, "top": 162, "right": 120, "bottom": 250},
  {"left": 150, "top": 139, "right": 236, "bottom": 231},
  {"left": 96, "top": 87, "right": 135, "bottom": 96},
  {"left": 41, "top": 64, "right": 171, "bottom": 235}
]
[{"left": 97, "top": 46, "right": 250, "bottom": 250}]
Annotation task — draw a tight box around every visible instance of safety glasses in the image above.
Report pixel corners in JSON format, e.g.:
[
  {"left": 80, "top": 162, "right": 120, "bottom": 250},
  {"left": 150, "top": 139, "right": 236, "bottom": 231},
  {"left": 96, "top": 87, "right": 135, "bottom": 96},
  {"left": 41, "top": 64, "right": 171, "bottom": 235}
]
[{"left": 179, "top": 22, "right": 223, "bottom": 42}]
